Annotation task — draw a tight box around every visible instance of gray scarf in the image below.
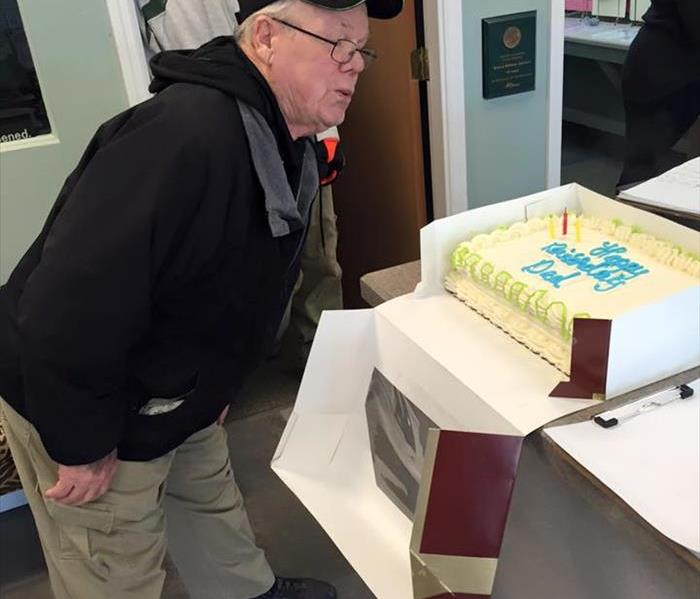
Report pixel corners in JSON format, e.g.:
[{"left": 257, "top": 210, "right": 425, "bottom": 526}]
[{"left": 237, "top": 100, "right": 319, "bottom": 238}]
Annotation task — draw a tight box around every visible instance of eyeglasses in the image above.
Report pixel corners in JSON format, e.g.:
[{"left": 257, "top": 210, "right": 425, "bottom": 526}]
[{"left": 270, "top": 17, "right": 377, "bottom": 69}]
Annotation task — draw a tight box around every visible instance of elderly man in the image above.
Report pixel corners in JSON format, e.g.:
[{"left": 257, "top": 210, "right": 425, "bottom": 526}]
[{"left": 0, "top": 1, "right": 402, "bottom": 598}]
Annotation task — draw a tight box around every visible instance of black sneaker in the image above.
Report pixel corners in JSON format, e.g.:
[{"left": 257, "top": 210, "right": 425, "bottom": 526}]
[{"left": 254, "top": 577, "right": 337, "bottom": 599}]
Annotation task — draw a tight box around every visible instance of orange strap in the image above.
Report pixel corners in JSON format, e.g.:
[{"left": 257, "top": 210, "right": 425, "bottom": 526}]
[
  {"left": 319, "top": 138, "right": 341, "bottom": 186},
  {"left": 323, "top": 138, "right": 339, "bottom": 162}
]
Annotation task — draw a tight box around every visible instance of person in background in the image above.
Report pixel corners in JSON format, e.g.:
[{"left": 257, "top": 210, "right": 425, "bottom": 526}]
[
  {"left": 618, "top": 0, "right": 700, "bottom": 188},
  {"left": 0, "top": 1, "right": 402, "bottom": 598},
  {"left": 136, "top": 0, "right": 241, "bottom": 55}
]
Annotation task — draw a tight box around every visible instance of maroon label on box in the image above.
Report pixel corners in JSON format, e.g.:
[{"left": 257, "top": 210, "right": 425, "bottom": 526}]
[
  {"left": 419, "top": 430, "right": 523, "bottom": 558},
  {"left": 551, "top": 318, "right": 612, "bottom": 399}
]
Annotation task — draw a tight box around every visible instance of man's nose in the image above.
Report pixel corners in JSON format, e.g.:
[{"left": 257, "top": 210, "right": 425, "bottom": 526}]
[{"left": 344, "top": 50, "right": 366, "bottom": 74}]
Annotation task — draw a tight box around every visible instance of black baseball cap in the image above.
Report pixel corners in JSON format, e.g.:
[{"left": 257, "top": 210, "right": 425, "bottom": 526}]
[{"left": 237, "top": 0, "right": 404, "bottom": 22}]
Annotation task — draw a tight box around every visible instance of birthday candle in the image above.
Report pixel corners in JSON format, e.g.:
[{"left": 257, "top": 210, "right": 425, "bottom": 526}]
[
  {"left": 562, "top": 208, "right": 568, "bottom": 236},
  {"left": 548, "top": 215, "right": 555, "bottom": 239},
  {"left": 575, "top": 214, "right": 582, "bottom": 242}
]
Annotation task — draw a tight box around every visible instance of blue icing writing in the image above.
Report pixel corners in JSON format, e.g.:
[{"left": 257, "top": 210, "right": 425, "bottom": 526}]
[
  {"left": 521, "top": 260, "right": 581, "bottom": 288},
  {"left": 524, "top": 240, "right": 651, "bottom": 292}
]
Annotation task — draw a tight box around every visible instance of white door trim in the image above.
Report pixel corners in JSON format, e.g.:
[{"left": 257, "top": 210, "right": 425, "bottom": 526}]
[
  {"left": 423, "top": 0, "right": 468, "bottom": 218},
  {"left": 105, "top": 0, "right": 152, "bottom": 106},
  {"left": 546, "top": 0, "right": 564, "bottom": 188}
]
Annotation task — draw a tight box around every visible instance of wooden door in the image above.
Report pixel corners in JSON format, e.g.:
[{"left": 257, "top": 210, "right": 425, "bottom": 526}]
[{"left": 333, "top": 0, "right": 427, "bottom": 308}]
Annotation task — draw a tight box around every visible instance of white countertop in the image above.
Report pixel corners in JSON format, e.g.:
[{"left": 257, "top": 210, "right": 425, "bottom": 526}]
[{"left": 565, "top": 16, "right": 640, "bottom": 50}]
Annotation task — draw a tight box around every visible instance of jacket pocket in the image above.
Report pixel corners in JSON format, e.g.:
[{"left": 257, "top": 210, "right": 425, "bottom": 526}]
[
  {"left": 138, "top": 389, "right": 194, "bottom": 416},
  {"left": 137, "top": 373, "right": 199, "bottom": 417}
]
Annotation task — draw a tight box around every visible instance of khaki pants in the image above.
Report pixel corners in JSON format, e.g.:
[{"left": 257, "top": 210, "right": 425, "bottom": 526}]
[{"left": 0, "top": 398, "right": 274, "bottom": 599}]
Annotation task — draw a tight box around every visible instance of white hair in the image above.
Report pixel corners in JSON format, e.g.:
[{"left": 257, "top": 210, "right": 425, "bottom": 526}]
[{"left": 234, "top": 0, "right": 298, "bottom": 44}]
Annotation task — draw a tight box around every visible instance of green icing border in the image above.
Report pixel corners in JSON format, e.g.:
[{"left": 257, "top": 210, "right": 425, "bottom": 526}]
[{"left": 451, "top": 246, "right": 590, "bottom": 342}]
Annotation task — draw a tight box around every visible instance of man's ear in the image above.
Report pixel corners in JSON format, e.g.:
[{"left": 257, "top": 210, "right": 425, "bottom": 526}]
[{"left": 250, "top": 17, "right": 275, "bottom": 65}]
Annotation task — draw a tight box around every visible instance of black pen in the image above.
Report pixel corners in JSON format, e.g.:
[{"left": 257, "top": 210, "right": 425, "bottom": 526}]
[{"left": 594, "top": 384, "right": 695, "bottom": 429}]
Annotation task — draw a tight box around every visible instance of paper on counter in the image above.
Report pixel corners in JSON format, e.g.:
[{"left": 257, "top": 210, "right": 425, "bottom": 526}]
[
  {"left": 619, "top": 158, "right": 700, "bottom": 217},
  {"left": 547, "top": 381, "right": 700, "bottom": 552}
]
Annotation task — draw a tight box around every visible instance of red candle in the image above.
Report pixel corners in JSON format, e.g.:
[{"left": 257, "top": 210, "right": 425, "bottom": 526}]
[{"left": 562, "top": 208, "right": 568, "bottom": 236}]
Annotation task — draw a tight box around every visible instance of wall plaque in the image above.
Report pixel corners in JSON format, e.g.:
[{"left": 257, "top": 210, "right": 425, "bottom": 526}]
[{"left": 482, "top": 11, "right": 537, "bottom": 99}]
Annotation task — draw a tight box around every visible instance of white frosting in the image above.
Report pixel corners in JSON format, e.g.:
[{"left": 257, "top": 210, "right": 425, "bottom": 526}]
[
  {"left": 445, "top": 271, "right": 572, "bottom": 372},
  {"left": 445, "top": 216, "right": 700, "bottom": 374}
]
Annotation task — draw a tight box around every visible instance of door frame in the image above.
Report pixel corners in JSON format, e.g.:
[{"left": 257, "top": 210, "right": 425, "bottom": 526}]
[
  {"left": 105, "top": 0, "right": 152, "bottom": 106},
  {"left": 547, "top": 0, "right": 565, "bottom": 190},
  {"left": 423, "top": 0, "right": 564, "bottom": 218},
  {"left": 423, "top": 0, "right": 467, "bottom": 218}
]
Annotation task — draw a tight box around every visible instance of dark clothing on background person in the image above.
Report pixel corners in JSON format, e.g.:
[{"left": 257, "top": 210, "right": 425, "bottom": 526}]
[
  {"left": 619, "top": 0, "right": 700, "bottom": 186},
  {"left": 624, "top": 0, "right": 700, "bottom": 101},
  {"left": 0, "top": 37, "right": 313, "bottom": 465},
  {"left": 620, "top": 80, "right": 700, "bottom": 186}
]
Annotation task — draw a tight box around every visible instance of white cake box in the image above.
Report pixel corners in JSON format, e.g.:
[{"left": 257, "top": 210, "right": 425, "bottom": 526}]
[
  {"left": 271, "top": 184, "right": 700, "bottom": 599},
  {"left": 419, "top": 183, "right": 700, "bottom": 400}
]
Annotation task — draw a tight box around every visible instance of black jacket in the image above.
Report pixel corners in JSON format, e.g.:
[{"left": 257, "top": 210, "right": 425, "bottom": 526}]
[
  {"left": 0, "top": 38, "right": 312, "bottom": 464},
  {"left": 623, "top": 0, "right": 700, "bottom": 102}
]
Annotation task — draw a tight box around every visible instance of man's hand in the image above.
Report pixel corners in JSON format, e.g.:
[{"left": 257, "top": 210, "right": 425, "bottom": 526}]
[{"left": 44, "top": 449, "right": 118, "bottom": 506}]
